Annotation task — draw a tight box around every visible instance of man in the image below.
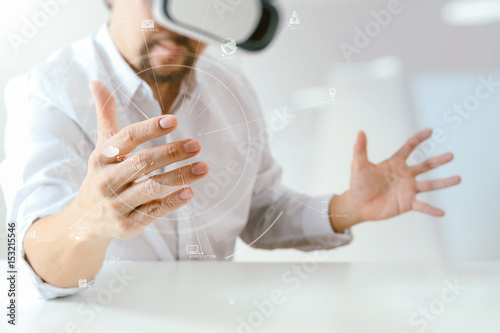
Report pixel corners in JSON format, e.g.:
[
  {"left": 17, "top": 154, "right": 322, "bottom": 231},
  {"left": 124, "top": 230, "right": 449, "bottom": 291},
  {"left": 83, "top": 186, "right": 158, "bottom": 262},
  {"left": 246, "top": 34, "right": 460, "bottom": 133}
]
[{"left": 1, "top": 0, "right": 460, "bottom": 300}]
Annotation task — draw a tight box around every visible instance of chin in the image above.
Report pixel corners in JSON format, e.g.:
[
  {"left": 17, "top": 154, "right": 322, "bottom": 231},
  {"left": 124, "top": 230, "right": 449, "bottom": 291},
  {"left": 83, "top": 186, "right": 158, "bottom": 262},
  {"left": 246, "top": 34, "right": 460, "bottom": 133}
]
[{"left": 155, "top": 57, "right": 188, "bottom": 69}]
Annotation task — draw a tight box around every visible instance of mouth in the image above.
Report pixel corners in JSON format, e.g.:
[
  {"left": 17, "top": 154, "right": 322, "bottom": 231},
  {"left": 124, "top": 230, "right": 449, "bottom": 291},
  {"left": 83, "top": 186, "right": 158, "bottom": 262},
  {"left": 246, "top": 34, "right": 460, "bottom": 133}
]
[{"left": 153, "top": 40, "right": 189, "bottom": 60}]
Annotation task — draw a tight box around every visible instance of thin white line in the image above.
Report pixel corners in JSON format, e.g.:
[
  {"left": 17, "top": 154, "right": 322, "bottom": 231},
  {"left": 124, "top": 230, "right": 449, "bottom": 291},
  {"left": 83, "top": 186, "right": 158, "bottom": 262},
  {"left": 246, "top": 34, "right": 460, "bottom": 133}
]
[
  {"left": 203, "top": 118, "right": 264, "bottom": 135},
  {"left": 194, "top": 25, "right": 291, "bottom": 121},
  {"left": 225, "top": 211, "right": 283, "bottom": 259},
  {"left": 119, "top": 92, "right": 151, "bottom": 119},
  {"left": 200, "top": 154, "right": 320, "bottom": 213},
  {"left": 92, "top": 64, "right": 151, "bottom": 120},
  {"left": 66, "top": 163, "right": 148, "bottom": 230},
  {"left": 141, "top": 30, "right": 166, "bottom": 112},
  {"left": 201, "top": 98, "right": 336, "bottom": 136},
  {"left": 184, "top": 0, "right": 240, "bottom": 117},
  {"left": 290, "top": 98, "right": 334, "bottom": 112},
  {"left": 56, "top": 20, "right": 127, "bottom": 89},
  {"left": 179, "top": 170, "right": 203, "bottom": 253},
  {"left": 179, "top": 0, "right": 214, "bottom": 113},
  {"left": 201, "top": 225, "right": 231, "bottom": 297},
  {"left": 184, "top": 53, "right": 224, "bottom": 118}
]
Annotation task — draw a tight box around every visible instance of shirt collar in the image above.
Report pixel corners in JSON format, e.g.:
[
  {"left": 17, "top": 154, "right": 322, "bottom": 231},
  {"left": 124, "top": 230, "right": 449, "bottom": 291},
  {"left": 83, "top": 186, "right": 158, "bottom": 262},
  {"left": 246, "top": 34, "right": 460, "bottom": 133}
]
[
  {"left": 94, "top": 23, "right": 199, "bottom": 113},
  {"left": 94, "top": 23, "right": 143, "bottom": 101}
]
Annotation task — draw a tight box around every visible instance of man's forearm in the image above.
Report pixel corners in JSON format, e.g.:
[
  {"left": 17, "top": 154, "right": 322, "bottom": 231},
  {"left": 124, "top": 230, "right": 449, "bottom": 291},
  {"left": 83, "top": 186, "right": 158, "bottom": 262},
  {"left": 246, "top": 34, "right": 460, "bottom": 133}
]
[
  {"left": 328, "top": 191, "right": 364, "bottom": 233},
  {"left": 23, "top": 200, "right": 112, "bottom": 288}
]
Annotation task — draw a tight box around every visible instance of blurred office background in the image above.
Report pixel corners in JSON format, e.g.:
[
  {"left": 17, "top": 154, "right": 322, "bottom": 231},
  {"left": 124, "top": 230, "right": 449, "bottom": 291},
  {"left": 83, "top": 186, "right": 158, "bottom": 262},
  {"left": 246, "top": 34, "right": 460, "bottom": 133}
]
[{"left": 0, "top": 0, "right": 498, "bottom": 262}]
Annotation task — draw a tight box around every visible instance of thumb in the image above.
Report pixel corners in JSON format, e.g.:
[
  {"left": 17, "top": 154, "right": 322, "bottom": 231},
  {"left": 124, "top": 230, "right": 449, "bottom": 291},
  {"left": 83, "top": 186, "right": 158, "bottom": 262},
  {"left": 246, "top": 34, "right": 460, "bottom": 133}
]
[
  {"left": 89, "top": 80, "right": 120, "bottom": 144},
  {"left": 352, "top": 130, "right": 369, "bottom": 170}
]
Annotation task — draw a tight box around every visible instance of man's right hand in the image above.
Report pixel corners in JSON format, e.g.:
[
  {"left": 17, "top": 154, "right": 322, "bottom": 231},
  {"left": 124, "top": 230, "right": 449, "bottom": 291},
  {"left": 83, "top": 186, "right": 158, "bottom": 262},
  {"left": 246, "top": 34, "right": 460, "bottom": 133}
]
[{"left": 74, "top": 80, "right": 209, "bottom": 240}]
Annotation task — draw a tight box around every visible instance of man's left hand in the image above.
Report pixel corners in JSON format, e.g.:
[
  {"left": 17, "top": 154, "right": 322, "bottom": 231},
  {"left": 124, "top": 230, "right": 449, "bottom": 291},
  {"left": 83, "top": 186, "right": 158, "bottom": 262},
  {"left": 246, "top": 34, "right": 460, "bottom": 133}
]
[{"left": 329, "top": 129, "right": 461, "bottom": 232}]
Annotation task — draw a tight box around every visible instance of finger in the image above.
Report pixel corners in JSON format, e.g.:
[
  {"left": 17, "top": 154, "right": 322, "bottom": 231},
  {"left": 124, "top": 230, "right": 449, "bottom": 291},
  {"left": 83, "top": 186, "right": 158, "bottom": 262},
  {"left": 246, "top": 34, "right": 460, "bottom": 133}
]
[
  {"left": 352, "top": 131, "right": 370, "bottom": 171},
  {"left": 97, "top": 114, "right": 178, "bottom": 163},
  {"left": 416, "top": 175, "right": 461, "bottom": 193},
  {"left": 89, "top": 81, "right": 120, "bottom": 145},
  {"left": 107, "top": 138, "right": 202, "bottom": 188},
  {"left": 412, "top": 152, "right": 454, "bottom": 175},
  {"left": 117, "top": 162, "right": 209, "bottom": 209},
  {"left": 128, "top": 186, "right": 194, "bottom": 226},
  {"left": 412, "top": 200, "right": 445, "bottom": 217},
  {"left": 393, "top": 128, "right": 433, "bottom": 160}
]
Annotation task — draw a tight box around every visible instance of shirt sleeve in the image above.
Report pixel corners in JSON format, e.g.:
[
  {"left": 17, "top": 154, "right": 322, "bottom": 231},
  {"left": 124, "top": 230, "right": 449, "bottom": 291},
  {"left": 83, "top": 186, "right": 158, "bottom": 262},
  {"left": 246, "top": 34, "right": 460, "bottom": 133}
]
[
  {"left": 1, "top": 74, "right": 97, "bottom": 300},
  {"left": 240, "top": 141, "right": 353, "bottom": 251}
]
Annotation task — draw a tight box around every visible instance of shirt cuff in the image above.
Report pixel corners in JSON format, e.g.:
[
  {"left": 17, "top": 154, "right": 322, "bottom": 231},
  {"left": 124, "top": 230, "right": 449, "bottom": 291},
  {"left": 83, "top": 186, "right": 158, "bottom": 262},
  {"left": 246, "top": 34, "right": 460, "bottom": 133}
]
[{"left": 300, "top": 194, "right": 353, "bottom": 249}]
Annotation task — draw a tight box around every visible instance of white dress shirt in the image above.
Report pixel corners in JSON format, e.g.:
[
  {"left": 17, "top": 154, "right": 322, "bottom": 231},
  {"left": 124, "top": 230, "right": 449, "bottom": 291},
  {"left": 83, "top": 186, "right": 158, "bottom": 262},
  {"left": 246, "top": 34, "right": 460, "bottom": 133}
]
[{"left": 0, "top": 24, "right": 352, "bottom": 300}]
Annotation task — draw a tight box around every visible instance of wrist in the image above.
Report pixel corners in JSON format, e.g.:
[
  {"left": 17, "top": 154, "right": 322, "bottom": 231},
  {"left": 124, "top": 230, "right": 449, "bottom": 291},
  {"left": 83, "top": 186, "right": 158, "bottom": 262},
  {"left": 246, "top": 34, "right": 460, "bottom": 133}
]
[
  {"left": 66, "top": 199, "right": 112, "bottom": 244},
  {"left": 328, "top": 190, "right": 363, "bottom": 233}
]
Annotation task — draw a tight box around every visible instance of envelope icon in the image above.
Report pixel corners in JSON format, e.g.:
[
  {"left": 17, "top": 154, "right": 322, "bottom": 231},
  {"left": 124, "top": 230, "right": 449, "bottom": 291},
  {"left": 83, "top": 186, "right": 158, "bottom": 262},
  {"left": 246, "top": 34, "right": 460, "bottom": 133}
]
[{"left": 141, "top": 19, "right": 154, "bottom": 29}]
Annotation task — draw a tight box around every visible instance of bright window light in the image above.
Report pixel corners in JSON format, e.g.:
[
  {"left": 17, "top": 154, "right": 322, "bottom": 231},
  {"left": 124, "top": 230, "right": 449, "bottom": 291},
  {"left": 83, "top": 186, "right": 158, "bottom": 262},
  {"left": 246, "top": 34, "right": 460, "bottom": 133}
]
[{"left": 442, "top": 0, "right": 500, "bottom": 26}]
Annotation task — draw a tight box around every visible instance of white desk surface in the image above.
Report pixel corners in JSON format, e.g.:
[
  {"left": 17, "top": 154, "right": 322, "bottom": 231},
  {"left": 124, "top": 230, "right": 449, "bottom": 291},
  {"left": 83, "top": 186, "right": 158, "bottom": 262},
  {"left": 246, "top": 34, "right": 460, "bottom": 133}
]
[{"left": 1, "top": 261, "right": 499, "bottom": 333}]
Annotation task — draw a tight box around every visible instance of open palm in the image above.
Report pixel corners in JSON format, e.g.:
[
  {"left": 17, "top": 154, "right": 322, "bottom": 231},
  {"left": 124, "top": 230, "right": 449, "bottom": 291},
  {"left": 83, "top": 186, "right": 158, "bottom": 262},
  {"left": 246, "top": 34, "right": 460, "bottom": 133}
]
[{"left": 349, "top": 129, "right": 461, "bottom": 222}]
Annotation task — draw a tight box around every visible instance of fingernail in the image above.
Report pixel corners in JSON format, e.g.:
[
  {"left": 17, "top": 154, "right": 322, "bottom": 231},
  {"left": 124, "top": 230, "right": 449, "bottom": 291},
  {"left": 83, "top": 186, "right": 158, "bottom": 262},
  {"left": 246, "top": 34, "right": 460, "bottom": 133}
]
[
  {"left": 191, "top": 162, "right": 208, "bottom": 175},
  {"left": 179, "top": 187, "right": 192, "bottom": 200},
  {"left": 183, "top": 139, "right": 200, "bottom": 153},
  {"left": 160, "top": 115, "right": 177, "bottom": 129}
]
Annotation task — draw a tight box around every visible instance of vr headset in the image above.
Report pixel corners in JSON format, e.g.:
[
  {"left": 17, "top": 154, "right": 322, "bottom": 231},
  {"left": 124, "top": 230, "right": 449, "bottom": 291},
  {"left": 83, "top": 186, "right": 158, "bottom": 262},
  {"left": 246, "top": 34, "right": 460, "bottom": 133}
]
[{"left": 151, "top": 0, "right": 280, "bottom": 51}]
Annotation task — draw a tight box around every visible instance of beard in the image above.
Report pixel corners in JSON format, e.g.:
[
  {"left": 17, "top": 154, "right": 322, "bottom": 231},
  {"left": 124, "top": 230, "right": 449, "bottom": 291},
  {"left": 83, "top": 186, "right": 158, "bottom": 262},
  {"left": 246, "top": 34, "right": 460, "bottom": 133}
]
[{"left": 139, "top": 34, "right": 197, "bottom": 84}]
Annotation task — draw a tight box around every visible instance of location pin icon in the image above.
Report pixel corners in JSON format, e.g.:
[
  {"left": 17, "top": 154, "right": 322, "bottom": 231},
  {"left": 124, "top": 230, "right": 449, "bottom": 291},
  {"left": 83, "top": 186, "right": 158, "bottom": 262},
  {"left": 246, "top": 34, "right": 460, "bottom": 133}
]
[{"left": 329, "top": 88, "right": 337, "bottom": 101}]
